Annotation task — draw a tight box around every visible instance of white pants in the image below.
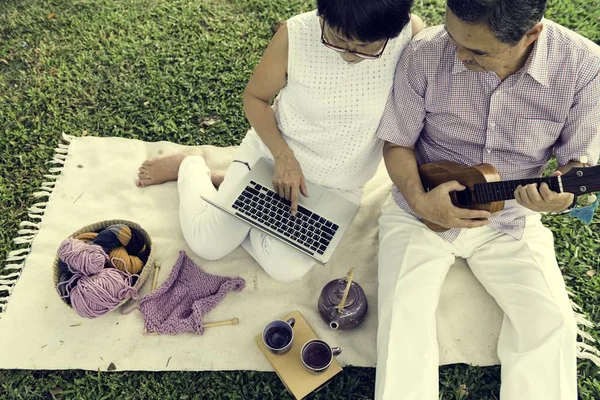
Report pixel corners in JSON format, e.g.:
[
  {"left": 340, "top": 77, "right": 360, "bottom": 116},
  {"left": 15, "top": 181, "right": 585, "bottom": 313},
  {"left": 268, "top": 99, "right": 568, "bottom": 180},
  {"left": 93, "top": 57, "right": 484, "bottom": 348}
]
[
  {"left": 375, "top": 195, "right": 577, "bottom": 400},
  {"left": 178, "top": 132, "right": 316, "bottom": 282}
]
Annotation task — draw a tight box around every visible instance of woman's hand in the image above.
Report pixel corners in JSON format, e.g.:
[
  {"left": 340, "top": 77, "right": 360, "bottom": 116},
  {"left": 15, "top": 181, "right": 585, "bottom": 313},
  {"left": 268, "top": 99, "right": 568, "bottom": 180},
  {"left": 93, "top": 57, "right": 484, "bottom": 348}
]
[{"left": 272, "top": 150, "right": 309, "bottom": 215}]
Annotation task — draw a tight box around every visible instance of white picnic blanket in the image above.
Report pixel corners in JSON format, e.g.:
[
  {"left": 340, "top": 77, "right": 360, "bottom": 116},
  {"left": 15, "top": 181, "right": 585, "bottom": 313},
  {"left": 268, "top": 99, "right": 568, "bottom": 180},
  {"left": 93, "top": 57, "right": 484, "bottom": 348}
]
[{"left": 0, "top": 134, "right": 590, "bottom": 372}]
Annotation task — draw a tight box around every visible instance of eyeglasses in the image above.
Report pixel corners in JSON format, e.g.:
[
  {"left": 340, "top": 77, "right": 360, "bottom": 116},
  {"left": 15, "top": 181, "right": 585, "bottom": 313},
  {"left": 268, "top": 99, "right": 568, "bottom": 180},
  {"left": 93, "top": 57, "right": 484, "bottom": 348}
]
[{"left": 320, "top": 20, "right": 388, "bottom": 60}]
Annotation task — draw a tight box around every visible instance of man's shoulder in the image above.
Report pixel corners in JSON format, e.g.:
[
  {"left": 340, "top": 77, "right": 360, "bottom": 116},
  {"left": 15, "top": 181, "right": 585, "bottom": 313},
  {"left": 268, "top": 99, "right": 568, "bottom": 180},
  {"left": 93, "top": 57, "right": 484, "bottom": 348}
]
[
  {"left": 544, "top": 20, "right": 600, "bottom": 67},
  {"left": 403, "top": 25, "right": 452, "bottom": 66},
  {"left": 409, "top": 25, "right": 449, "bottom": 51}
]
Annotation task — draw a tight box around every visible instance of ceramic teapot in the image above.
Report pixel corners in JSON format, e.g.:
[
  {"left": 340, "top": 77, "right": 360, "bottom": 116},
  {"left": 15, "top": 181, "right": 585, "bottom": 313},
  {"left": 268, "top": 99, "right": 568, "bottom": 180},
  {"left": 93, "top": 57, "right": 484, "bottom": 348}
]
[{"left": 318, "top": 268, "right": 368, "bottom": 330}]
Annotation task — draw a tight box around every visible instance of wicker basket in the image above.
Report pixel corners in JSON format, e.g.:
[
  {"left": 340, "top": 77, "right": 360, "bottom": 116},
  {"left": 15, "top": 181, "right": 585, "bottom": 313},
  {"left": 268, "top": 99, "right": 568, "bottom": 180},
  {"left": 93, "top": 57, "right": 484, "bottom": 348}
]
[{"left": 52, "top": 219, "right": 155, "bottom": 313}]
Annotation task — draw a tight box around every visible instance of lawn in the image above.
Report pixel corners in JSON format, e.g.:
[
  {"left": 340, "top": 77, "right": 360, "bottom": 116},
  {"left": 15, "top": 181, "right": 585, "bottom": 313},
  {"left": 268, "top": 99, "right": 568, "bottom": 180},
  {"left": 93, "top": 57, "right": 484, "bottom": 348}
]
[{"left": 1, "top": 0, "right": 599, "bottom": 398}]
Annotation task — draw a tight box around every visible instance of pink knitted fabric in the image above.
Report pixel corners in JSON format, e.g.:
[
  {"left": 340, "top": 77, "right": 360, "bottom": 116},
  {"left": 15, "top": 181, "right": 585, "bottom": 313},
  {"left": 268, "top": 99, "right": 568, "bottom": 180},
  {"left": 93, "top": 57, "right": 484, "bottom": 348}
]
[{"left": 139, "top": 251, "right": 245, "bottom": 335}]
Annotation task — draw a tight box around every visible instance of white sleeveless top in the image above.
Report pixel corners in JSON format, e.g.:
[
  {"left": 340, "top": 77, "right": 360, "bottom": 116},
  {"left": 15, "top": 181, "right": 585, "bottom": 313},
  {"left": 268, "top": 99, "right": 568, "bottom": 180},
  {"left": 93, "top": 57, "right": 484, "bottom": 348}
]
[{"left": 253, "top": 10, "right": 412, "bottom": 191}]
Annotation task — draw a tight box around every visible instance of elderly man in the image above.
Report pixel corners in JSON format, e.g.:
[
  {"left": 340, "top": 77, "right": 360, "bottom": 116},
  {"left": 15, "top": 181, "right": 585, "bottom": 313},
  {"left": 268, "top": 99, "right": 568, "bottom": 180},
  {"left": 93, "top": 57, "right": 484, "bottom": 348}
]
[{"left": 375, "top": 0, "right": 600, "bottom": 399}]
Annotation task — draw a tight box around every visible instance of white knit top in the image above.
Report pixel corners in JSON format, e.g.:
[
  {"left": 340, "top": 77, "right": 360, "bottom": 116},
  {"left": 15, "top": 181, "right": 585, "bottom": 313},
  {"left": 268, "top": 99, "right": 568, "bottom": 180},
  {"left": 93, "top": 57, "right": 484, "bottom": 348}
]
[{"left": 264, "top": 10, "right": 412, "bottom": 190}]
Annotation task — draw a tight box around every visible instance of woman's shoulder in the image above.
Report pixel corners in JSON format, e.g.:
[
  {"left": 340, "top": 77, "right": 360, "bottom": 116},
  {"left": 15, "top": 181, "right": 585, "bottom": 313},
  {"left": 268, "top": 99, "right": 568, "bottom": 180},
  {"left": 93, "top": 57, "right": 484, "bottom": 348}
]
[{"left": 286, "top": 10, "right": 318, "bottom": 30}]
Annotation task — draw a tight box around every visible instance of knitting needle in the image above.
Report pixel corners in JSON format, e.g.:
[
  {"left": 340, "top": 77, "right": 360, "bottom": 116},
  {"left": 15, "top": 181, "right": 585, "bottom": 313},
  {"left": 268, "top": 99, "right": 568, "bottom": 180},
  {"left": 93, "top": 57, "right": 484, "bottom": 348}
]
[
  {"left": 151, "top": 261, "right": 161, "bottom": 291},
  {"left": 203, "top": 318, "right": 240, "bottom": 328},
  {"left": 337, "top": 267, "right": 355, "bottom": 311},
  {"left": 145, "top": 318, "right": 240, "bottom": 335}
]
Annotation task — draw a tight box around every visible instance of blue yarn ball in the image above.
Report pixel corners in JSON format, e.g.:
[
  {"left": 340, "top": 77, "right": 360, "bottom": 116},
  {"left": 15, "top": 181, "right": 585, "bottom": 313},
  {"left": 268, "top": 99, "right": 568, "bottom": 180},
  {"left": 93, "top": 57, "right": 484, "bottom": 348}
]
[
  {"left": 93, "top": 229, "right": 121, "bottom": 253},
  {"left": 91, "top": 224, "right": 149, "bottom": 264},
  {"left": 125, "top": 226, "right": 146, "bottom": 255},
  {"left": 57, "top": 269, "right": 76, "bottom": 305},
  {"left": 58, "top": 260, "right": 71, "bottom": 275}
]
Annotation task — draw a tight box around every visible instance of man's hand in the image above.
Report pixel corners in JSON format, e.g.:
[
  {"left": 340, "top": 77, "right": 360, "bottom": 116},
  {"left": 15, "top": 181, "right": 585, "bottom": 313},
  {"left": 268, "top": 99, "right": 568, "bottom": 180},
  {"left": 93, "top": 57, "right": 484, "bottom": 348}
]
[
  {"left": 272, "top": 150, "right": 309, "bottom": 215},
  {"left": 412, "top": 181, "right": 491, "bottom": 229},
  {"left": 514, "top": 170, "right": 574, "bottom": 212}
]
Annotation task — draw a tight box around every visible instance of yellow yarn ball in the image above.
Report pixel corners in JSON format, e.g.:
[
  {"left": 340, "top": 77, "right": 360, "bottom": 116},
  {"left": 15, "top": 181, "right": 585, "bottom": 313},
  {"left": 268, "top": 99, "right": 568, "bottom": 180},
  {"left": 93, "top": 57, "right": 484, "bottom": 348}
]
[
  {"left": 115, "top": 225, "right": 132, "bottom": 247},
  {"left": 109, "top": 246, "right": 143, "bottom": 274},
  {"left": 75, "top": 232, "right": 99, "bottom": 243}
]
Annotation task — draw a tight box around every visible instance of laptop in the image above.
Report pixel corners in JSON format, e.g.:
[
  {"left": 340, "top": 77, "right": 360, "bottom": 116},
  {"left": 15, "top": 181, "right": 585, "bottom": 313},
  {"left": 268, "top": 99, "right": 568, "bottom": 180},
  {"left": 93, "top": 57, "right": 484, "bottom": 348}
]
[{"left": 201, "top": 157, "right": 359, "bottom": 264}]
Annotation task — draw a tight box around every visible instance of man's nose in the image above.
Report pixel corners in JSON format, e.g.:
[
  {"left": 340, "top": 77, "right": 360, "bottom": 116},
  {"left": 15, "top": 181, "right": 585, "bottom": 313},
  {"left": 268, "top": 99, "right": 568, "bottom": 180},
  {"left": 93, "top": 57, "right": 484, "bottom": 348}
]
[{"left": 455, "top": 46, "right": 472, "bottom": 62}]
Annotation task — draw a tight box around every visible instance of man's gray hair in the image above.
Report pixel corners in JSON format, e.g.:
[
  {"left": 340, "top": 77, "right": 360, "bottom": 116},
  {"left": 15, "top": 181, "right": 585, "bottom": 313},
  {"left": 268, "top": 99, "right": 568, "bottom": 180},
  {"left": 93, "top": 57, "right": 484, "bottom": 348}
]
[{"left": 447, "top": 0, "right": 546, "bottom": 45}]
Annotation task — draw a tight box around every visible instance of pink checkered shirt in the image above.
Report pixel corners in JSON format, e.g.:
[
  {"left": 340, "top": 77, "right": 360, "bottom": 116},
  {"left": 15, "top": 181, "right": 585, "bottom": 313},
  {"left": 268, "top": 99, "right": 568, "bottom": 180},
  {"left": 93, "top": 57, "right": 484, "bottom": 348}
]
[{"left": 377, "top": 21, "right": 600, "bottom": 241}]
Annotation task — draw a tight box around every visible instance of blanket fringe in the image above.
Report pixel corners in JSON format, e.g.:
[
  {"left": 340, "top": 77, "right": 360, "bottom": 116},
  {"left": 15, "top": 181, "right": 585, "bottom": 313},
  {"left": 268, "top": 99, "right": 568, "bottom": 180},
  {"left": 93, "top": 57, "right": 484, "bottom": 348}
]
[
  {"left": 4, "top": 264, "right": 24, "bottom": 271},
  {"left": 576, "top": 342, "right": 600, "bottom": 366},
  {"left": 0, "top": 133, "right": 74, "bottom": 320},
  {"left": 570, "top": 297, "right": 600, "bottom": 366}
]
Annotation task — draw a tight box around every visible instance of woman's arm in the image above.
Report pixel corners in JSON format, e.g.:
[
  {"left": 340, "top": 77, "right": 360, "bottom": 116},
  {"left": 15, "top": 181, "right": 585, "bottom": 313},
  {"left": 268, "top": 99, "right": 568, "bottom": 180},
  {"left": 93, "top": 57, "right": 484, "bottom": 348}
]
[{"left": 242, "top": 23, "right": 308, "bottom": 214}]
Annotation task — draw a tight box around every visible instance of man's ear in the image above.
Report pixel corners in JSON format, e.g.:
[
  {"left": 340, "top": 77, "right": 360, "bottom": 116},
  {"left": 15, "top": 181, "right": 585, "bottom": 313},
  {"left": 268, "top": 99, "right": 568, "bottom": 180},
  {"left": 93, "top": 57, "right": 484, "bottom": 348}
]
[{"left": 523, "top": 23, "right": 543, "bottom": 47}]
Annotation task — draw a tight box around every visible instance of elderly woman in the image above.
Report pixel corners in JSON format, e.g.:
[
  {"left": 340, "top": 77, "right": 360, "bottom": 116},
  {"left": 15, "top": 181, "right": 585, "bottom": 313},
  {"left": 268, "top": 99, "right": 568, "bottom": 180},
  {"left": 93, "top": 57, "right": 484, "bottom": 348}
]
[{"left": 137, "top": 0, "right": 424, "bottom": 282}]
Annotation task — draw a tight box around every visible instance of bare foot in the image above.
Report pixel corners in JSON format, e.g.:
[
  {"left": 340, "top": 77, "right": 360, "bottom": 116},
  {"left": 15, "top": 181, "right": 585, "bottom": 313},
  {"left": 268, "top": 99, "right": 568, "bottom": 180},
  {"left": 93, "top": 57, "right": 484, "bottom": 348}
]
[
  {"left": 211, "top": 170, "right": 226, "bottom": 189},
  {"left": 137, "top": 148, "right": 204, "bottom": 187},
  {"left": 137, "top": 145, "right": 237, "bottom": 188}
]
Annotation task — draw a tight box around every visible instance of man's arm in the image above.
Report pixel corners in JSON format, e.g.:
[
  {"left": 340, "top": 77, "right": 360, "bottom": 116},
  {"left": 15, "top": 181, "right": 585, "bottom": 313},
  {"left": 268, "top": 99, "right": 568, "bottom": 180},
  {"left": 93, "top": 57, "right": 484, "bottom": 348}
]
[
  {"left": 382, "top": 142, "right": 490, "bottom": 228},
  {"left": 378, "top": 41, "right": 490, "bottom": 229},
  {"left": 382, "top": 143, "right": 423, "bottom": 209}
]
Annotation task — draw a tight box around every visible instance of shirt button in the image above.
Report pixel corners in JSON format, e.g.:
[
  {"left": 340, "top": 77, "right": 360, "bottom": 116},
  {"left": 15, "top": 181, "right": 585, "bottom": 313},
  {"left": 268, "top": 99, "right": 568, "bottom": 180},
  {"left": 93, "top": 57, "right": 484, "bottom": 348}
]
[
  {"left": 490, "top": 122, "right": 496, "bottom": 129},
  {"left": 486, "top": 148, "right": 492, "bottom": 154}
]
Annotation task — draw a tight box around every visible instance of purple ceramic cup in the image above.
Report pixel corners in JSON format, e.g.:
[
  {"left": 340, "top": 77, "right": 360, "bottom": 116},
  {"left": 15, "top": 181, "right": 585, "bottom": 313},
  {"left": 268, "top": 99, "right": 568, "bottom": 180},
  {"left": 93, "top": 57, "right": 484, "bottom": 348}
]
[
  {"left": 262, "top": 318, "right": 296, "bottom": 355},
  {"left": 300, "top": 339, "right": 342, "bottom": 374}
]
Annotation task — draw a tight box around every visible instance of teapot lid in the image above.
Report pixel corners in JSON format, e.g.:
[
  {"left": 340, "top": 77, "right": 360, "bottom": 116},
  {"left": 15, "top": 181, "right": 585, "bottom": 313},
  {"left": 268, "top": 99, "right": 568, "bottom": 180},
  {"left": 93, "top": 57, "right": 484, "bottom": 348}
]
[{"left": 326, "top": 279, "right": 360, "bottom": 309}]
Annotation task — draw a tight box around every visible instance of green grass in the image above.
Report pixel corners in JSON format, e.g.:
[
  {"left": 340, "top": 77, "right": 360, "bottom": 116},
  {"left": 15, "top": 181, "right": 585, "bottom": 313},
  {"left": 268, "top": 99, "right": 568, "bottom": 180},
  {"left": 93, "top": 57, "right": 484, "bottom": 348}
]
[{"left": 1, "top": 0, "right": 599, "bottom": 398}]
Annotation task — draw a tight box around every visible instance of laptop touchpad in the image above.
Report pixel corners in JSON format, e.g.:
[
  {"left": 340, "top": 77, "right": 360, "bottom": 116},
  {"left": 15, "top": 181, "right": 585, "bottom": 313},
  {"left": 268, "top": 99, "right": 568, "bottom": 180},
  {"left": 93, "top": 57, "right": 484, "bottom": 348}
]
[{"left": 298, "top": 180, "right": 324, "bottom": 209}]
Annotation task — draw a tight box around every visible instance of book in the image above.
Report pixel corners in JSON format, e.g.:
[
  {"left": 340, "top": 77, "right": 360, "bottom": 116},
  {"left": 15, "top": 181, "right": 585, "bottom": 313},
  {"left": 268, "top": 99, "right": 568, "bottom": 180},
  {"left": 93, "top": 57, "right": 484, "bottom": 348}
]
[{"left": 255, "top": 310, "right": 343, "bottom": 400}]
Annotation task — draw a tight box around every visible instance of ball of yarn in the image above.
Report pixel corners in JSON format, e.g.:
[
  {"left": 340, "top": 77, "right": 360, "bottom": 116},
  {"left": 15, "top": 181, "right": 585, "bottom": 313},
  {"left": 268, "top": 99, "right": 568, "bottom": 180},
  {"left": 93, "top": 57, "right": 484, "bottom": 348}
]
[
  {"left": 109, "top": 246, "right": 144, "bottom": 274},
  {"left": 57, "top": 270, "right": 76, "bottom": 305},
  {"left": 57, "top": 260, "right": 74, "bottom": 303},
  {"left": 124, "top": 226, "right": 146, "bottom": 255},
  {"left": 92, "top": 225, "right": 125, "bottom": 252},
  {"left": 58, "top": 260, "right": 71, "bottom": 276},
  {"left": 76, "top": 232, "right": 98, "bottom": 243},
  {"left": 69, "top": 268, "right": 138, "bottom": 319},
  {"left": 109, "top": 224, "right": 132, "bottom": 246},
  {"left": 58, "top": 238, "right": 109, "bottom": 275},
  {"left": 92, "top": 224, "right": 149, "bottom": 270},
  {"left": 93, "top": 224, "right": 148, "bottom": 256}
]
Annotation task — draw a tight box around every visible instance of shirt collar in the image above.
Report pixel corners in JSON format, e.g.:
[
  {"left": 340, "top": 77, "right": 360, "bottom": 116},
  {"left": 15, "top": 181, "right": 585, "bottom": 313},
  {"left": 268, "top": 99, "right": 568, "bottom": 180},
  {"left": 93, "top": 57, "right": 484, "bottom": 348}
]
[
  {"left": 452, "top": 52, "right": 468, "bottom": 75},
  {"left": 523, "top": 22, "right": 549, "bottom": 87}
]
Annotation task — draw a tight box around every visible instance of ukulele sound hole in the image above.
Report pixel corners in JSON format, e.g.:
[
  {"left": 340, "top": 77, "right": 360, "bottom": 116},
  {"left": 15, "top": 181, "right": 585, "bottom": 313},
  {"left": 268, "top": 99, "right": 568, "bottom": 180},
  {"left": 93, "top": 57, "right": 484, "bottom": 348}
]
[{"left": 454, "top": 188, "right": 472, "bottom": 207}]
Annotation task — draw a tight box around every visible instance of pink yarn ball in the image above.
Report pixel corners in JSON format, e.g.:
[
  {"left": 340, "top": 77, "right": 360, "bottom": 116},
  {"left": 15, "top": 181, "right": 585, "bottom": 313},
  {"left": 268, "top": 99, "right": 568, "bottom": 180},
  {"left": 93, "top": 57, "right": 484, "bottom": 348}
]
[
  {"left": 70, "top": 268, "right": 138, "bottom": 318},
  {"left": 58, "top": 237, "right": 109, "bottom": 275}
]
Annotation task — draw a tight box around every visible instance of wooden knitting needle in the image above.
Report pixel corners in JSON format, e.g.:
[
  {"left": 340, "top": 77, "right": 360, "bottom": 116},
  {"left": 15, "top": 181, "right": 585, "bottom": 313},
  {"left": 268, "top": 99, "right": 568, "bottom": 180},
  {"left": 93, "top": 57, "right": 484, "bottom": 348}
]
[
  {"left": 145, "top": 318, "right": 239, "bottom": 335},
  {"left": 337, "top": 267, "right": 355, "bottom": 311},
  {"left": 203, "top": 318, "right": 239, "bottom": 328},
  {"left": 151, "top": 261, "right": 161, "bottom": 291}
]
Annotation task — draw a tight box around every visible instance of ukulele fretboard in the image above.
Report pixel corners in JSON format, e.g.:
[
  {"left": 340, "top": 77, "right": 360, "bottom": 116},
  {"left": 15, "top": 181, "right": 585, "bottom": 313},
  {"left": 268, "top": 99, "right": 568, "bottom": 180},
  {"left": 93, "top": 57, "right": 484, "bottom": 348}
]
[{"left": 473, "top": 177, "right": 561, "bottom": 203}]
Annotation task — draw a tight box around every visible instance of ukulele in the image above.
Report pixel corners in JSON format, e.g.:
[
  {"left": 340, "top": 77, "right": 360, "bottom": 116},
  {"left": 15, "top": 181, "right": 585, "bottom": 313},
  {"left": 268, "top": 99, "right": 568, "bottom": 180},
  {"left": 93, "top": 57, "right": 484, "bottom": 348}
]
[{"left": 418, "top": 161, "right": 600, "bottom": 232}]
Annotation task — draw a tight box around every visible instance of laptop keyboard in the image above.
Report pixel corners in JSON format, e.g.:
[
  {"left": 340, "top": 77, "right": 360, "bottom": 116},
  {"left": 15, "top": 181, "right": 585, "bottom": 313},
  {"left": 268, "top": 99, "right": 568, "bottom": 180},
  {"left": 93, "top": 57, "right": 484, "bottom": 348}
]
[{"left": 231, "top": 180, "right": 339, "bottom": 256}]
